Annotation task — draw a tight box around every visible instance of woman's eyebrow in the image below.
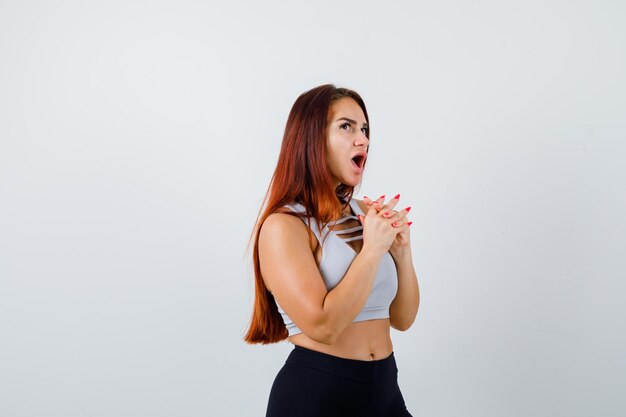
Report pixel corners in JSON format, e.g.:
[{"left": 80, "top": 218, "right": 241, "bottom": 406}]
[{"left": 336, "top": 117, "right": 368, "bottom": 128}]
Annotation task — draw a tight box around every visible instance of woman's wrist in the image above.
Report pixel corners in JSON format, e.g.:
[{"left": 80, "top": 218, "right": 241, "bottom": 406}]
[{"left": 390, "top": 246, "right": 412, "bottom": 262}]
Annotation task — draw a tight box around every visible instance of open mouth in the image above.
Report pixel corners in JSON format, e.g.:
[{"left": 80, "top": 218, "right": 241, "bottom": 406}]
[{"left": 351, "top": 154, "right": 366, "bottom": 170}]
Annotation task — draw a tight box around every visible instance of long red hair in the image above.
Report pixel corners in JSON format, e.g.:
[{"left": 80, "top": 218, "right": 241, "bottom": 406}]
[{"left": 243, "top": 84, "right": 370, "bottom": 344}]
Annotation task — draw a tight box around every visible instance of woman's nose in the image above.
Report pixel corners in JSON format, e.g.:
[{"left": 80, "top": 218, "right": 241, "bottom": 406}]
[
  {"left": 355, "top": 132, "right": 369, "bottom": 146},
  {"left": 354, "top": 134, "right": 369, "bottom": 146}
]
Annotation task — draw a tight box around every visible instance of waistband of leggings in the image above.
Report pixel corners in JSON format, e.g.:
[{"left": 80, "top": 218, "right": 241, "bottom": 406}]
[{"left": 285, "top": 344, "right": 397, "bottom": 384}]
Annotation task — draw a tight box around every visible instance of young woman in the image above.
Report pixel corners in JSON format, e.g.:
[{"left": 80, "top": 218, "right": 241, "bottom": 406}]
[{"left": 244, "top": 84, "right": 419, "bottom": 417}]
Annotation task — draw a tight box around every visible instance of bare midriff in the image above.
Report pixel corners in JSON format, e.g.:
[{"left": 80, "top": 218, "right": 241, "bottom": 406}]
[{"left": 289, "top": 318, "right": 393, "bottom": 361}]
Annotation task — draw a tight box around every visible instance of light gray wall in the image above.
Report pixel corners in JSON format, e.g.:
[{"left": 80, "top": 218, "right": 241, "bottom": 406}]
[{"left": 1, "top": 1, "right": 624, "bottom": 416}]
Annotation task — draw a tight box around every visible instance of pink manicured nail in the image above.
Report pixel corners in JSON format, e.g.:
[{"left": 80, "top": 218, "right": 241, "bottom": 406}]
[
  {"left": 405, "top": 206, "right": 411, "bottom": 212},
  {"left": 392, "top": 222, "right": 398, "bottom": 226},
  {"left": 384, "top": 212, "right": 390, "bottom": 217},
  {"left": 394, "top": 194, "right": 400, "bottom": 199},
  {"left": 408, "top": 221, "right": 413, "bottom": 226}
]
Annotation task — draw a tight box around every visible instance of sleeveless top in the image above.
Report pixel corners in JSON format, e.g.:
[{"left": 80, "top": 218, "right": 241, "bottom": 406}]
[{"left": 273, "top": 198, "right": 398, "bottom": 336}]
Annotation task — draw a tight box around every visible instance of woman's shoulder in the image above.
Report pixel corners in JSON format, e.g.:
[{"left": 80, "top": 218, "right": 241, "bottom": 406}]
[
  {"left": 265, "top": 202, "right": 313, "bottom": 228},
  {"left": 261, "top": 204, "right": 320, "bottom": 254}
]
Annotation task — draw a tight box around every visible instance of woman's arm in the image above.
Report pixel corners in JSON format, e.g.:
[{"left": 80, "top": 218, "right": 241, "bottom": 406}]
[
  {"left": 389, "top": 248, "right": 420, "bottom": 331},
  {"left": 260, "top": 212, "right": 387, "bottom": 344}
]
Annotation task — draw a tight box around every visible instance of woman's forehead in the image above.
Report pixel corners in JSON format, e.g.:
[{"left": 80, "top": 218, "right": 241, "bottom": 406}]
[{"left": 328, "top": 97, "right": 365, "bottom": 123}]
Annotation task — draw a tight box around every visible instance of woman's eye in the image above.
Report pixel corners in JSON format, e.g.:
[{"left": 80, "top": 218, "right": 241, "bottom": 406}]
[{"left": 340, "top": 123, "right": 368, "bottom": 136}]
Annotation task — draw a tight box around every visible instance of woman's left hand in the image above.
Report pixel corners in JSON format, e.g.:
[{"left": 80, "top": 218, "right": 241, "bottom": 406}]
[{"left": 363, "top": 195, "right": 412, "bottom": 257}]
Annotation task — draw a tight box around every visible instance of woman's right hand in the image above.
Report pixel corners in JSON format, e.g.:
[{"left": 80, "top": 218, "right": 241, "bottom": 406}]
[{"left": 358, "top": 195, "right": 410, "bottom": 256}]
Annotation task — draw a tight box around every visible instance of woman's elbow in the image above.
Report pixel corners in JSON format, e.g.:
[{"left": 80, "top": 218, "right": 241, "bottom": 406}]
[{"left": 300, "top": 316, "right": 336, "bottom": 345}]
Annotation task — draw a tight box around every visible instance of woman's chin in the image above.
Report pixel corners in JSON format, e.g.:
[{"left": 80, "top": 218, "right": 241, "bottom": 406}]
[
  {"left": 335, "top": 172, "right": 362, "bottom": 188},
  {"left": 341, "top": 177, "right": 361, "bottom": 187}
]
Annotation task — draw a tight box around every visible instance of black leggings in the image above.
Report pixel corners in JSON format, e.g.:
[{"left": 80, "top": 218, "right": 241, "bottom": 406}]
[{"left": 265, "top": 345, "right": 413, "bottom": 417}]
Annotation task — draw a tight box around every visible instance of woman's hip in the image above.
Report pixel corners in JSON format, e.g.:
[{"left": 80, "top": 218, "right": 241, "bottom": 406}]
[{"left": 265, "top": 345, "right": 411, "bottom": 417}]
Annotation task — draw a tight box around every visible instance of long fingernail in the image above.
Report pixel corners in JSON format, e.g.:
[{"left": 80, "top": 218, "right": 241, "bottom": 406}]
[{"left": 394, "top": 194, "right": 400, "bottom": 199}]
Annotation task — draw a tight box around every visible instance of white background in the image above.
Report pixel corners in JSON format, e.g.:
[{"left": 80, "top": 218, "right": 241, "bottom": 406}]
[{"left": 1, "top": 1, "right": 624, "bottom": 416}]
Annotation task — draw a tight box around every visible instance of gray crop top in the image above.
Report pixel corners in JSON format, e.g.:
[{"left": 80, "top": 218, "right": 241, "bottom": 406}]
[{"left": 273, "top": 198, "right": 398, "bottom": 337}]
